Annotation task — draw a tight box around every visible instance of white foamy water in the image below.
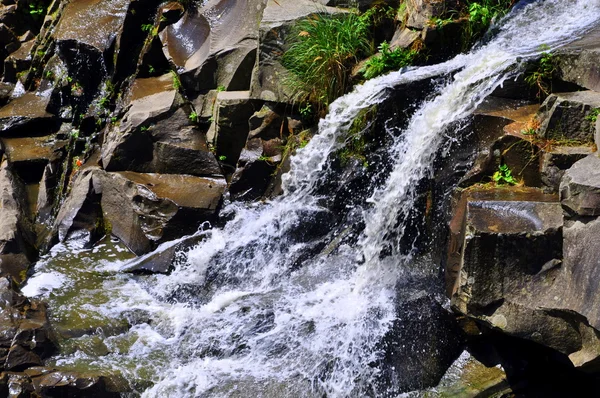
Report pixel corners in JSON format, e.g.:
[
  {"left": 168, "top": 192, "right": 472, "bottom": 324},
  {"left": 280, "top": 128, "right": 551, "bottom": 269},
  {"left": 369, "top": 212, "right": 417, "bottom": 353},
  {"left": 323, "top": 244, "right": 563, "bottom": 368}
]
[{"left": 24, "top": 1, "right": 600, "bottom": 397}]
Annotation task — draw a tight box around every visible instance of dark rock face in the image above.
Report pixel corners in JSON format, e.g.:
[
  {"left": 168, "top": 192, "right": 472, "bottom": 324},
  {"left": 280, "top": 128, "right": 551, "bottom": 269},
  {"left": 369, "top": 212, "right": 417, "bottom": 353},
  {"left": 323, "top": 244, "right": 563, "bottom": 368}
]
[
  {"left": 0, "top": 278, "right": 55, "bottom": 372},
  {"left": 374, "top": 294, "right": 464, "bottom": 395}
]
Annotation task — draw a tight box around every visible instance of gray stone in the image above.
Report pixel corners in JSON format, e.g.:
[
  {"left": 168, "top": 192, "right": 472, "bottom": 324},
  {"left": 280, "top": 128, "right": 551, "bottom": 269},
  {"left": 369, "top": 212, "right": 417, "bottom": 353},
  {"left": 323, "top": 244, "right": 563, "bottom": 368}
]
[
  {"left": 163, "top": 0, "right": 267, "bottom": 94},
  {"left": 211, "top": 91, "right": 263, "bottom": 165},
  {"left": 536, "top": 91, "right": 600, "bottom": 143},
  {"left": 0, "top": 157, "right": 35, "bottom": 282},
  {"left": 556, "top": 25, "right": 600, "bottom": 92},
  {"left": 560, "top": 154, "right": 600, "bottom": 216},
  {"left": 541, "top": 146, "right": 594, "bottom": 193}
]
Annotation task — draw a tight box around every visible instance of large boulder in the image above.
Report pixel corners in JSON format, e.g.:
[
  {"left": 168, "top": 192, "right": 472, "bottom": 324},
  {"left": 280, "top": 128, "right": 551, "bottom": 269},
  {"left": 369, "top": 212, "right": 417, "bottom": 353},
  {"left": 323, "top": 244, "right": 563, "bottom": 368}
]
[
  {"left": 101, "top": 74, "right": 222, "bottom": 177},
  {"left": 448, "top": 187, "right": 600, "bottom": 369},
  {"left": 555, "top": 25, "right": 600, "bottom": 92},
  {"left": 560, "top": 154, "right": 600, "bottom": 216},
  {"left": 161, "top": 0, "right": 267, "bottom": 94},
  {"left": 54, "top": 168, "right": 226, "bottom": 255},
  {"left": 0, "top": 158, "right": 36, "bottom": 282},
  {"left": 536, "top": 91, "right": 600, "bottom": 143}
]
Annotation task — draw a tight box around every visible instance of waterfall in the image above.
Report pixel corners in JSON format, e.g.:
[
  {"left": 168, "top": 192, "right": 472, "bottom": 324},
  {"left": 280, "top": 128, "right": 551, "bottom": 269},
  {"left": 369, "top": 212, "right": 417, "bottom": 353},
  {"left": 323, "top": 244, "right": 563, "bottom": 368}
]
[{"left": 22, "top": 0, "right": 600, "bottom": 396}]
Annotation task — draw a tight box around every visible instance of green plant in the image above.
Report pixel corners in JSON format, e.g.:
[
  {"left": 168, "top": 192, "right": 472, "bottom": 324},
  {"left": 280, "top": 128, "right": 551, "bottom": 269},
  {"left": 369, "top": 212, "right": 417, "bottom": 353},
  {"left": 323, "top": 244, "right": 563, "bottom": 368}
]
[
  {"left": 148, "top": 64, "right": 156, "bottom": 74},
  {"left": 140, "top": 126, "right": 149, "bottom": 132},
  {"left": 524, "top": 52, "right": 555, "bottom": 97},
  {"left": 29, "top": 2, "right": 45, "bottom": 18},
  {"left": 188, "top": 111, "right": 199, "bottom": 123},
  {"left": 586, "top": 108, "right": 600, "bottom": 123},
  {"left": 282, "top": 9, "right": 375, "bottom": 110},
  {"left": 141, "top": 23, "right": 158, "bottom": 36},
  {"left": 360, "top": 41, "right": 417, "bottom": 80},
  {"left": 462, "top": 0, "right": 514, "bottom": 49},
  {"left": 170, "top": 70, "right": 182, "bottom": 90},
  {"left": 44, "top": 70, "right": 54, "bottom": 80},
  {"left": 521, "top": 127, "right": 536, "bottom": 136},
  {"left": 218, "top": 155, "right": 227, "bottom": 161},
  {"left": 493, "top": 163, "right": 518, "bottom": 185},
  {"left": 216, "top": 85, "right": 226, "bottom": 92},
  {"left": 299, "top": 103, "right": 313, "bottom": 121},
  {"left": 98, "top": 96, "right": 110, "bottom": 108}
]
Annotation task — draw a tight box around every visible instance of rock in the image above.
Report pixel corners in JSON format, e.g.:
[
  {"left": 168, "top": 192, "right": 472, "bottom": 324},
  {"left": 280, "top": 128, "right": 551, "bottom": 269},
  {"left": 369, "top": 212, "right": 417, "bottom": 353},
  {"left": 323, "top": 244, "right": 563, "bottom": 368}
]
[
  {"left": 374, "top": 292, "right": 464, "bottom": 394},
  {"left": 405, "top": 0, "right": 445, "bottom": 30},
  {"left": 102, "top": 75, "right": 222, "bottom": 177},
  {"left": 560, "top": 154, "right": 600, "bottom": 216},
  {"left": 54, "top": 169, "right": 226, "bottom": 255},
  {"left": 536, "top": 91, "right": 600, "bottom": 143},
  {"left": 54, "top": 168, "right": 102, "bottom": 244},
  {"left": 211, "top": 91, "right": 263, "bottom": 165},
  {"left": 555, "top": 25, "right": 600, "bottom": 92},
  {"left": 162, "top": 0, "right": 267, "bottom": 94},
  {"left": 0, "top": 93, "right": 59, "bottom": 136},
  {"left": 53, "top": 0, "right": 132, "bottom": 83},
  {"left": 3, "top": 39, "right": 34, "bottom": 83},
  {"left": 447, "top": 187, "right": 600, "bottom": 367},
  {"left": 250, "top": 0, "right": 343, "bottom": 102},
  {"left": 228, "top": 104, "right": 301, "bottom": 200},
  {"left": 0, "top": 368, "right": 123, "bottom": 397},
  {"left": 541, "top": 146, "right": 594, "bottom": 193},
  {"left": 0, "top": 157, "right": 35, "bottom": 282},
  {"left": 121, "top": 233, "right": 204, "bottom": 274},
  {"left": 389, "top": 28, "right": 420, "bottom": 51},
  {"left": 0, "top": 278, "right": 55, "bottom": 372}
]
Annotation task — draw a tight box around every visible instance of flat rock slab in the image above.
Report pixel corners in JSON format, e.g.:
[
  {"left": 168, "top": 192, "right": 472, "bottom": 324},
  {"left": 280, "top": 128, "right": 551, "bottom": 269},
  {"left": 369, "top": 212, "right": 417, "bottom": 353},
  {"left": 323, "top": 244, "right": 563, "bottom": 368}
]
[
  {"left": 54, "top": 0, "right": 131, "bottom": 52},
  {"left": 0, "top": 93, "right": 56, "bottom": 136},
  {"left": 0, "top": 136, "right": 62, "bottom": 163},
  {"left": 560, "top": 154, "right": 600, "bottom": 216},
  {"left": 115, "top": 172, "right": 225, "bottom": 210}
]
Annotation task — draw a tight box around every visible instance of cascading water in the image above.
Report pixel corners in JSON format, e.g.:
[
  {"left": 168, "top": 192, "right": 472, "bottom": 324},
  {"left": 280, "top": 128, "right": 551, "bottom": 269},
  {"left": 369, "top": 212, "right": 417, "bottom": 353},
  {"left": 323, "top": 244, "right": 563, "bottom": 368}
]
[{"left": 23, "top": 1, "right": 600, "bottom": 396}]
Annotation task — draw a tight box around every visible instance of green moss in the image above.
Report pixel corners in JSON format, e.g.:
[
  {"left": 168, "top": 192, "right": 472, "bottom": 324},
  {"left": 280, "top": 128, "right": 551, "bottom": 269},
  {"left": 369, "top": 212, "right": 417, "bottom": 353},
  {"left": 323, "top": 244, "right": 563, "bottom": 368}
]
[{"left": 337, "top": 105, "right": 377, "bottom": 167}]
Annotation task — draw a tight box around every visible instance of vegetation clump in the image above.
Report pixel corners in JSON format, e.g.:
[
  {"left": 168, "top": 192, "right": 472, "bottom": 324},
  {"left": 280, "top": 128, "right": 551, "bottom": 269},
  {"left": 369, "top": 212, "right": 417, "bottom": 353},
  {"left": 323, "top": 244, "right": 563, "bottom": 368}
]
[
  {"left": 524, "top": 51, "right": 555, "bottom": 97},
  {"left": 282, "top": 10, "right": 375, "bottom": 110},
  {"left": 360, "top": 41, "right": 417, "bottom": 79},
  {"left": 493, "top": 163, "right": 518, "bottom": 185}
]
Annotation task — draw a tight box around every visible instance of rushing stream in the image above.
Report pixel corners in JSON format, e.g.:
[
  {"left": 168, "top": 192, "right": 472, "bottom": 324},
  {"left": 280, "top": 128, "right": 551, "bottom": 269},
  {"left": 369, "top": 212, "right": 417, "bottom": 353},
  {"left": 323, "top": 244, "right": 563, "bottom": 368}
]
[{"left": 22, "top": 1, "right": 600, "bottom": 396}]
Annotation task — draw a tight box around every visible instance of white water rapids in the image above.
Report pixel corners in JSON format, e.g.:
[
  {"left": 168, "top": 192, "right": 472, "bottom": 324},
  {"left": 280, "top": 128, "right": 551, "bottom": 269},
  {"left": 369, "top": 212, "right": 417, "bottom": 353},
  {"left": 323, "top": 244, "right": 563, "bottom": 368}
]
[{"left": 23, "top": 1, "right": 600, "bottom": 396}]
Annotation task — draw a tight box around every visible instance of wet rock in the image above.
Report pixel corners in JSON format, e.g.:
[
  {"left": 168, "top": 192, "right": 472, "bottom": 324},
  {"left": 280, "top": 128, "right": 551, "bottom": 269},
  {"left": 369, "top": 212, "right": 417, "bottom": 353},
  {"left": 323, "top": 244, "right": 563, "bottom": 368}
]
[
  {"left": 0, "top": 278, "right": 55, "bottom": 372},
  {"left": 228, "top": 104, "right": 301, "bottom": 200},
  {"left": 3, "top": 39, "right": 34, "bottom": 83},
  {"left": 121, "top": 233, "right": 204, "bottom": 274},
  {"left": 162, "top": 0, "right": 266, "bottom": 94},
  {"left": 0, "top": 158, "right": 35, "bottom": 281},
  {"left": 102, "top": 75, "right": 222, "bottom": 177},
  {"left": 55, "top": 169, "right": 226, "bottom": 255},
  {"left": 250, "top": 0, "right": 343, "bottom": 102},
  {"left": 560, "top": 154, "right": 600, "bottom": 216},
  {"left": 53, "top": 0, "right": 132, "bottom": 85},
  {"left": 0, "top": 93, "right": 59, "bottom": 136},
  {"left": 54, "top": 168, "right": 102, "bottom": 244},
  {"left": 0, "top": 368, "right": 123, "bottom": 397},
  {"left": 375, "top": 293, "right": 464, "bottom": 394},
  {"left": 447, "top": 187, "right": 600, "bottom": 367},
  {"left": 536, "top": 91, "right": 600, "bottom": 143}
]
